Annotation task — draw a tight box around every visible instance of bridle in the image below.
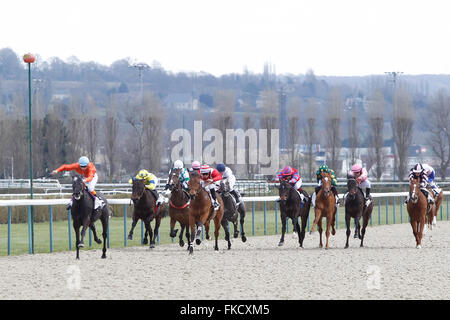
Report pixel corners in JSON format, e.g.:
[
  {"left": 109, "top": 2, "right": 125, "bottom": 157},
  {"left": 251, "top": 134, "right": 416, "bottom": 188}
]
[
  {"left": 72, "top": 176, "right": 85, "bottom": 200},
  {"left": 131, "top": 179, "right": 146, "bottom": 201},
  {"left": 347, "top": 178, "right": 357, "bottom": 200},
  {"left": 322, "top": 175, "right": 331, "bottom": 197},
  {"left": 409, "top": 182, "right": 419, "bottom": 204}
]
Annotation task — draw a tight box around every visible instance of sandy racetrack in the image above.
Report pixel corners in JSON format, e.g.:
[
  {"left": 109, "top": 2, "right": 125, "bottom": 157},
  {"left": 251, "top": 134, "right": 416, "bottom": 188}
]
[{"left": 1, "top": 221, "right": 449, "bottom": 300}]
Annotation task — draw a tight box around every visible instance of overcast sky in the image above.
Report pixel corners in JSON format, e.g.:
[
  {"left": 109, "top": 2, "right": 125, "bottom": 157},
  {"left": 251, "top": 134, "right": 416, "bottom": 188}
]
[{"left": 1, "top": 0, "right": 449, "bottom": 77}]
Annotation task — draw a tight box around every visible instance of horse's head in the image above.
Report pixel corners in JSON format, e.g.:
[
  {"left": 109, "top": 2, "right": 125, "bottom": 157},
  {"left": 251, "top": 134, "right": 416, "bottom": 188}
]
[
  {"left": 170, "top": 170, "right": 182, "bottom": 192},
  {"left": 187, "top": 171, "right": 202, "bottom": 200},
  {"left": 72, "top": 175, "right": 85, "bottom": 200},
  {"left": 277, "top": 179, "right": 292, "bottom": 202},
  {"left": 409, "top": 177, "right": 420, "bottom": 204},
  {"left": 321, "top": 172, "right": 332, "bottom": 197},
  {"left": 219, "top": 180, "right": 231, "bottom": 195},
  {"left": 346, "top": 177, "right": 358, "bottom": 200},
  {"left": 131, "top": 178, "right": 146, "bottom": 202}
]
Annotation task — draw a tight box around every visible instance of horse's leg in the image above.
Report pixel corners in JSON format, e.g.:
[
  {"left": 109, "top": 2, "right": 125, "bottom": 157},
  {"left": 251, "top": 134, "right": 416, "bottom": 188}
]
[
  {"left": 356, "top": 216, "right": 362, "bottom": 239},
  {"left": 299, "top": 211, "right": 308, "bottom": 248},
  {"left": 74, "top": 223, "right": 81, "bottom": 260},
  {"left": 146, "top": 218, "right": 154, "bottom": 248},
  {"left": 278, "top": 213, "right": 286, "bottom": 246},
  {"left": 142, "top": 217, "right": 150, "bottom": 245},
  {"left": 204, "top": 220, "right": 210, "bottom": 240},
  {"left": 318, "top": 217, "right": 323, "bottom": 248},
  {"left": 239, "top": 206, "right": 247, "bottom": 242},
  {"left": 417, "top": 215, "right": 426, "bottom": 249},
  {"left": 78, "top": 218, "right": 90, "bottom": 248},
  {"left": 185, "top": 222, "right": 192, "bottom": 253},
  {"left": 151, "top": 217, "right": 161, "bottom": 248},
  {"left": 360, "top": 212, "right": 370, "bottom": 247},
  {"left": 90, "top": 224, "right": 102, "bottom": 244},
  {"left": 179, "top": 224, "right": 185, "bottom": 247},
  {"left": 410, "top": 220, "right": 418, "bottom": 247},
  {"left": 214, "top": 216, "right": 221, "bottom": 251},
  {"left": 128, "top": 215, "right": 139, "bottom": 240},
  {"left": 331, "top": 207, "right": 336, "bottom": 236},
  {"left": 169, "top": 216, "right": 178, "bottom": 238},
  {"left": 294, "top": 214, "right": 302, "bottom": 247},
  {"left": 325, "top": 216, "right": 332, "bottom": 249},
  {"left": 310, "top": 208, "right": 321, "bottom": 234},
  {"left": 232, "top": 214, "right": 239, "bottom": 239},
  {"left": 100, "top": 215, "right": 107, "bottom": 259},
  {"left": 345, "top": 213, "right": 351, "bottom": 249},
  {"left": 221, "top": 218, "right": 231, "bottom": 250},
  {"left": 195, "top": 221, "right": 203, "bottom": 245}
]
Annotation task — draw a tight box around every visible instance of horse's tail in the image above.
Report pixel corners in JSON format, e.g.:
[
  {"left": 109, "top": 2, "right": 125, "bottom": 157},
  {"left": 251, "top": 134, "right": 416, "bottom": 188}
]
[{"left": 158, "top": 203, "right": 169, "bottom": 219}]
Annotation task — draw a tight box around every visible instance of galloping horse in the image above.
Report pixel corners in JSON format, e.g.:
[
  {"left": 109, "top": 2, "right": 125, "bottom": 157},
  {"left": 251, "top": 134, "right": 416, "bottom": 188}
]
[
  {"left": 187, "top": 171, "right": 226, "bottom": 254},
  {"left": 127, "top": 178, "right": 168, "bottom": 248},
  {"left": 218, "top": 180, "right": 247, "bottom": 243},
  {"left": 310, "top": 172, "right": 337, "bottom": 249},
  {"left": 277, "top": 179, "right": 310, "bottom": 247},
  {"left": 407, "top": 177, "right": 429, "bottom": 248},
  {"left": 70, "top": 175, "right": 109, "bottom": 259},
  {"left": 167, "top": 170, "right": 191, "bottom": 248},
  {"left": 344, "top": 177, "right": 373, "bottom": 248},
  {"left": 427, "top": 185, "right": 443, "bottom": 229}
]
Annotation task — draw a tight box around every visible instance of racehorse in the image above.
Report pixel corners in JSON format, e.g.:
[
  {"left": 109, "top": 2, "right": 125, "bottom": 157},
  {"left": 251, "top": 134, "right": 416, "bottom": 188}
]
[
  {"left": 70, "top": 175, "right": 109, "bottom": 259},
  {"left": 310, "top": 172, "right": 337, "bottom": 249},
  {"left": 167, "top": 170, "right": 191, "bottom": 248},
  {"left": 344, "top": 177, "right": 373, "bottom": 248},
  {"left": 427, "top": 185, "right": 443, "bottom": 229},
  {"left": 187, "top": 171, "right": 226, "bottom": 254},
  {"left": 218, "top": 180, "right": 247, "bottom": 243},
  {"left": 127, "top": 178, "right": 168, "bottom": 248},
  {"left": 406, "top": 176, "right": 428, "bottom": 248},
  {"left": 276, "top": 179, "right": 310, "bottom": 247}
]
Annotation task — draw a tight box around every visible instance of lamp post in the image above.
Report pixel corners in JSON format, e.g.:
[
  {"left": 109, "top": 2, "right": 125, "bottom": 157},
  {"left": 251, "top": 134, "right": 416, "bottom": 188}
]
[{"left": 23, "top": 53, "right": 35, "bottom": 254}]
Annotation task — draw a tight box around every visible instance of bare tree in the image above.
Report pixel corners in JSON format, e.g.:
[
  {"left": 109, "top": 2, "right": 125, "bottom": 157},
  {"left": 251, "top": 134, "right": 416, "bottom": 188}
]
[
  {"left": 368, "top": 90, "right": 386, "bottom": 181},
  {"left": 143, "top": 92, "right": 164, "bottom": 173},
  {"left": 288, "top": 97, "right": 301, "bottom": 167},
  {"left": 212, "top": 89, "right": 235, "bottom": 168},
  {"left": 427, "top": 89, "right": 450, "bottom": 181},
  {"left": 302, "top": 98, "right": 318, "bottom": 182},
  {"left": 325, "top": 88, "right": 343, "bottom": 175},
  {"left": 259, "top": 89, "right": 280, "bottom": 171},
  {"left": 392, "top": 89, "right": 415, "bottom": 181},
  {"left": 104, "top": 107, "right": 119, "bottom": 182},
  {"left": 347, "top": 106, "right": 358, "bottom": 166},
  {"left": 242, "top": 100, "right": 256, "bottom": 178}
]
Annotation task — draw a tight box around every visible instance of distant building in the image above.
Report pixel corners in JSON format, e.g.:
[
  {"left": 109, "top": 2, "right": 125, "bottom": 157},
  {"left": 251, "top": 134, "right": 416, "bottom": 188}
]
[{"left": 164, "top": 93, "right": 198, "bottom": 110}]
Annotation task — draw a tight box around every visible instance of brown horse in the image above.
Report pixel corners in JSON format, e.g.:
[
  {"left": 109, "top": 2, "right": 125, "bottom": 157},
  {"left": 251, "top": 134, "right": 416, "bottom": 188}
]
[
  {"left": 310, "top": 172, "right": 336, "bottom": 249},
  {"left": 427, "top": 186, "right": 443, "bottom": 229},
  {"left": 406, "top": 177, "right": 428, "bottom": 248},
  {"left": 167, "top": 170, "right": 191, "bottom": 248},
  {"left": 187, "top": 171, "right": 225, "bottom": 254}
]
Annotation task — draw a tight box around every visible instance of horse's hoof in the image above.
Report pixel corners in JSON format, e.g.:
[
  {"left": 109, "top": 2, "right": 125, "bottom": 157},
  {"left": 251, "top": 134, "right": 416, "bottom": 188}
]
[
  {"left": 150, "top": 243, "right": 155, "bottom": 249},
  {"left": 95, "top": 239, "right": 102, "bottom": 244},
  {"left": 417, "top": 245, "right": 422, "bottom": 249},
  {"left": 78, "top": 243, "right": 84, "bottom": 248},
  {"left": 179, "top": 241, "right": 185, "bottom": 247},
  {"left": 228, "top": 244, "right": 231, "bottom": 250},
  {"left": 206, "top": 235, "right": 210, "bottom": 240},
  {"left": 360, "top": 244, "right": 364, "bottom": 247},
  {"left": 345, "top": 245, "right": 349, "bottom": 249},
  {"left": 189, "top": 247, "right": 193, "bottom": 255},
  {"left": 127, "top": 235, "right": 132, "bottom": 240},
  {"left": 142, "top": 239, "right": 148, "bottom": 245},
  {"left": 278, "top": 242, "right": 284, "bottom": 247},
  {"left": 331, "top": 229, "right": 336, "bottom": 236},
  {"left": 354, "top": 234, "right": 358, "bottom": 239},
  {"left": 233, "top": 232, "right": 239, "bottom": 238},
  {"left": 101, "top": 254, "right": 106, "bottom": 259},
  {"left": 195, "top": 239, "right": 201, "bottom": 245},
  {"left": 170, "top": 229, "right": 178, "bottom": 238},
  {"left": 242, "top": 236, "right": 247, "bottom": 243}
]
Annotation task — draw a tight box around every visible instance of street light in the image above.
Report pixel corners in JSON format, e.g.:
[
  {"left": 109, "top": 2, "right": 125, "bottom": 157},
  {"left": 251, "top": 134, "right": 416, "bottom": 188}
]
[
  {"left": 129, "top": 62, "right": 150, "bottom": 103},
  {"left": 23, "top": 53, "right": 35, "bottom": 254}
]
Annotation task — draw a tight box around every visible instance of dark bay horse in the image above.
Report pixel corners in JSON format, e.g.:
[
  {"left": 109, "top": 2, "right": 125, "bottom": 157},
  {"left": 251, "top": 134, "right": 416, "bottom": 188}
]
[
  {"left": 344, "top": 177, "right": 373, "bottom": 248},
  {"left": 310, "top": 172, "right": 336, "bottom": 249},
  {"left": 187, "top": 171, "right": 226, "bottom": 254},
  {"left": 168, "top": 170, "right": 191, "bottom": 248},
  {"left": 127, "top": 178, "right": 168, "bottom": 249},
  {"left": 277, "top": 179, "right": 310, "bottom": 247},
  {"left": 407, "top": 177, "right": 428, "bottom": 248},
  {"left": 218, "top": 180, "right": 247, "bottom": 243},
  {"left": 427, "top": 186, "right": 443, "bottom": 229},
  {"left": 70, "top": 175, "right": 109, "bottom": 259}
]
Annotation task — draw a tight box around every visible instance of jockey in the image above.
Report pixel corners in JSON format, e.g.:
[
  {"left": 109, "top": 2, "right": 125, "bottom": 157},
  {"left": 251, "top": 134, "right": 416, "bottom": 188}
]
[
  {"left": 347, "top": 164, "right": 372, "bottom": 206},
  {"left": 199, "top": 164, "right": 223, "bottom": 210},
  {"left": 311, "top": 164, "right": 340, "bottom": 208},
  {"left": 216, "top": 163, "right": 243, "bottom": 205},
  {"left": 128, "top": 169, "right": 165, "bottom": 206},
  {"left": 422, "top": 163, "right": 441, "bottom": 197},
  {"left": 405, "top": 163, "right": 435, "bottom": 205},
  {"left": 275, "top": 165, "right": 308, "bottom": 203},
  {"left": 165, "top": 159, "right": 190, "bottom": 191},
  {"left": 52, "top": 156, "right": 105, "bottom": 214}
]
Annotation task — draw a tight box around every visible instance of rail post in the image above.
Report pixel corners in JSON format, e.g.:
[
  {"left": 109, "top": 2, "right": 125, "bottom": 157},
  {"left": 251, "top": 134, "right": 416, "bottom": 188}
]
[
  {"left": 68, "top": 210, "right": 72, "bottom": 251},
  {"left": 263, "top": 201, "right": 267, "bottom": 235},
  {"left": 49, "top": 205, "right": 53, "bottom": 253},
  {"left": 252, "top": 201, "right": 255, "bottom": 236},
  {"left": 123, "top": 204, "right": 127, "bottom": 247},
  {"left": 7, "top": 206, "right": 11, "bottom": 255},
  {"left": 27, "top": 205, "right": 32, "bottom": 254}
]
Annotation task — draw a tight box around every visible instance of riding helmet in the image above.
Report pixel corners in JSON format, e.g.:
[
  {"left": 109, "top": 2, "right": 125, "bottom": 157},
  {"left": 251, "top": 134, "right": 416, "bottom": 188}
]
[
  {"left": 216, "top": 163, "right": 226, "bottom": 173},
  {"left": 78, "top": 156, "right": 89, "bottom": 167}
]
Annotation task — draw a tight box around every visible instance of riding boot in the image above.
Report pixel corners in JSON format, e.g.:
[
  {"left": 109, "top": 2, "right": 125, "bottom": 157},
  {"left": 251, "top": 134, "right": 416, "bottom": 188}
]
[
  {"left": 332, "top": 186, "right": 340, "bottom": 207},
  {"left": 365, "top": 188, "right": 372, "bottom": 206},
  {"left": 66, "top": 199, "right": 73, "bottom": 211},
  {"left": 422, "top": 189, "right": 435, "bottom": 205},
  {"left": 230, "top": 190, "right": 241, "bottom": 205},
  {"left": 210, "top": 188, "right": 220, "bottom": 210},
  {"left": 404, "top": 194, "right": 410, "bottom": 204},
  {"left": 311, "top": 192, "right": 317, "bottom": 208}
]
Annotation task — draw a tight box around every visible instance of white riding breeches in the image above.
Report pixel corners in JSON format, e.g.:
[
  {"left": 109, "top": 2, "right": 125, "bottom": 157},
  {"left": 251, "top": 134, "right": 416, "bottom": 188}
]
[
  {"left": 223, "top": 175, "right": 236, "bottom": 190},
  {"left": 358, "top": 179, "right": 371, "bottom": 189},
  {"left": 86, "top": 173, "right": 98, "bottom": 193}
]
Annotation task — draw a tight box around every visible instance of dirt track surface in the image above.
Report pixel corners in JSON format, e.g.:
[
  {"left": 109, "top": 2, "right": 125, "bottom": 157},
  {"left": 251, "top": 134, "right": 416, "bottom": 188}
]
[{"left": 1, "top": 221, "right": 449, "bottom": 300}]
